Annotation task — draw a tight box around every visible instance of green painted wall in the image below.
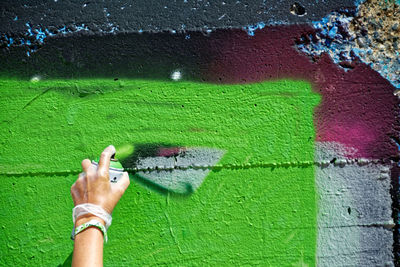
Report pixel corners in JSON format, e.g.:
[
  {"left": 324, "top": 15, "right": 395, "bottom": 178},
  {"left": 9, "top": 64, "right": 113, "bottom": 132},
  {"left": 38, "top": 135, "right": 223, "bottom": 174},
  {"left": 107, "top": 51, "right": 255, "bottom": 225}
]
[{"left": 0, "top": 79, "right": 320, "bottom": 266}]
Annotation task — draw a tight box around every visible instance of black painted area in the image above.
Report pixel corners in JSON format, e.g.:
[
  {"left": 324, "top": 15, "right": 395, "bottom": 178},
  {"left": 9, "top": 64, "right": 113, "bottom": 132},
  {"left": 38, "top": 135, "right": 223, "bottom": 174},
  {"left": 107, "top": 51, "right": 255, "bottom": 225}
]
[
  {"left": 390, "top": 163, "right": 400, "bottom": 266},
  {"left": 1, "top": 0, "right": 355, "bottom": 35},
  {"left": 0, "top": 31, "right": 214, "bottom": 80}
]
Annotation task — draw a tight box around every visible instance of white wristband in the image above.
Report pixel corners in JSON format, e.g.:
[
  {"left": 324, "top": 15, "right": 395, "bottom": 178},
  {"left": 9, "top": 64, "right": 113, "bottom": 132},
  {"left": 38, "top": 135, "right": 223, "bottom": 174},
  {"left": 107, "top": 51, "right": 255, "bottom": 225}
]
[
  {"left": 71, "top": 219, "right": 108, "bottom": 243},
  {"left": 72, "top": 203, "right": 112, "bottom": 229}
]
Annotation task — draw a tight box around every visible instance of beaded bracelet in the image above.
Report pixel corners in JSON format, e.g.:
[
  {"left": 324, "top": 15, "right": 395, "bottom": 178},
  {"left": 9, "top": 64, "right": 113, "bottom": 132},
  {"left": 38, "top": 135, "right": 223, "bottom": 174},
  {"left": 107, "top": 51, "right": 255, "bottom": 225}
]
[{"left": 71, "top": 219, "right": 108, "bottom": 243}]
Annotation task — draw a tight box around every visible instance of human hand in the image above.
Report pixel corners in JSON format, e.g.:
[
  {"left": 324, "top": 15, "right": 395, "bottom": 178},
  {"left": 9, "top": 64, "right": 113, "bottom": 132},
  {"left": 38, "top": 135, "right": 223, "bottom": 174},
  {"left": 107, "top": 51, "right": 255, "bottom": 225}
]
[{"left": 71, "top": 145, "right": 130, "bottom": 225}]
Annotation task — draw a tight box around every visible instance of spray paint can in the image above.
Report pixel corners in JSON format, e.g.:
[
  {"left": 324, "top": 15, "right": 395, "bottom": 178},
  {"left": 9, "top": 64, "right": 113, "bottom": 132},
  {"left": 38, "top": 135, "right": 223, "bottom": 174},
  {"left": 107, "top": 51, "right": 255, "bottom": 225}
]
[{"left": 91, "top": 157, "right": 124, "bottom": 183}]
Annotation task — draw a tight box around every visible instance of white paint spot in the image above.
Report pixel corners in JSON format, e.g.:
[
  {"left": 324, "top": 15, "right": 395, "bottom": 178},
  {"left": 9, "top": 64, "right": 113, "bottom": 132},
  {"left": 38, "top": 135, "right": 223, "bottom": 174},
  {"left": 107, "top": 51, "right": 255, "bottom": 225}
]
[
  {"left": 30, "top": 75, "right": 41, "bottom": 83},
  {"left": 171, "top": 70, "right": 182, "bottom": 81}
]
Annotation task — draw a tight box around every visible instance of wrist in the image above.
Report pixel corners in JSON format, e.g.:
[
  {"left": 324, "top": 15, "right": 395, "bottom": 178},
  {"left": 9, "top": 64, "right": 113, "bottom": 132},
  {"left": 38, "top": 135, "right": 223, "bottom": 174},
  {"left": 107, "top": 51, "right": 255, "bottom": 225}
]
[
  {"left": 72, "top": 203, "right": 112, "bottom": 229},
  {"left": 75, "top": 214, "right": 106, "bottom": 228}
]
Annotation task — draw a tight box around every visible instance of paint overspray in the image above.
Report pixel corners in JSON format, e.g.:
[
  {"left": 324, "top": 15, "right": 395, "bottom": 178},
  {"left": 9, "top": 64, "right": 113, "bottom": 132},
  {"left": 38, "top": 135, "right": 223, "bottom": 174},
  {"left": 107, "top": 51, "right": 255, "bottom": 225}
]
[{"left": 115, "top": 143, "right": 225, "bottom": 195}]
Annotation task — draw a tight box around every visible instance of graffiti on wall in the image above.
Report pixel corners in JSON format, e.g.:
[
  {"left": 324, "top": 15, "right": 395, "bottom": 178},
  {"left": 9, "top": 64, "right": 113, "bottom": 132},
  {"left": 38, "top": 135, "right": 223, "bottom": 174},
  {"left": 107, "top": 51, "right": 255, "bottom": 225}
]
[{"left": 0, "top": 0, "right": 399, "bottom": 266}]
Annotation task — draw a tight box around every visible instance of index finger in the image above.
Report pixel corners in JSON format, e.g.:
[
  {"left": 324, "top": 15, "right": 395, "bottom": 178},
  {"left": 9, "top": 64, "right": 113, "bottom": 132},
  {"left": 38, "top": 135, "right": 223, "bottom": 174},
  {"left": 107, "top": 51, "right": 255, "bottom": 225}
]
[{"left": 97, "top": 145, "right": 116, "bottom": 177}]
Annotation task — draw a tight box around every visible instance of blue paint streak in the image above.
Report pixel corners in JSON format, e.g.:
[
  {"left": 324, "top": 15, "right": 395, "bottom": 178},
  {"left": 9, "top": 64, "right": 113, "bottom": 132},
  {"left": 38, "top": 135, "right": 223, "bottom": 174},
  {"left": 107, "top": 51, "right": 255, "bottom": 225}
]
[
  {"left": 296, "top": 9, "right": 400, "bottom": 89},
  {"left": 328, "top": 27, "right": 337, "bottom": 39},
  {"left": 242, "top": 22, "right": 265, "bottom": 36},
  {"left": 1, "top": 21, "right": 94, "bottom": 56}
]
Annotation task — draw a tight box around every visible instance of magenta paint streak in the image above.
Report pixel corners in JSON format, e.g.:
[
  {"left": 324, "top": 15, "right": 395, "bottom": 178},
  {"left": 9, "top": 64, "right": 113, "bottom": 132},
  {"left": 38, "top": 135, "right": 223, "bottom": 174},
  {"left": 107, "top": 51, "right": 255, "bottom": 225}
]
[
  {"left": 201, "top": 26, "right": 399, "bottom": 159},
  {"left": 157, "top": 147, "right": 184, "bottom": 157}
]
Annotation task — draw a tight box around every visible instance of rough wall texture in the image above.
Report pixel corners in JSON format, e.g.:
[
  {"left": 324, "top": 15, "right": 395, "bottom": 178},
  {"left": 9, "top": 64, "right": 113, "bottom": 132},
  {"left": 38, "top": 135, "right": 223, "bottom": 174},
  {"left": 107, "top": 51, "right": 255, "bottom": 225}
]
[{"left": 1, "top": 0, "right": 399, "bottom": 266}]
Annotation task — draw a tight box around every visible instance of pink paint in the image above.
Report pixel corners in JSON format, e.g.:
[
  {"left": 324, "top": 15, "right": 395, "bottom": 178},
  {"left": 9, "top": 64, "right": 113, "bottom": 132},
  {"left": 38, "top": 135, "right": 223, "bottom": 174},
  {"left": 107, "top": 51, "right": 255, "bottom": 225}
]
[
  {"left": 157, "top": 147, "right": 184, "bottom": 157},
  {"left": 321, "top": 122, "right": 377, "bottom": 157},
  {"left": 200, "top": 27, "right": 399, "bottom": 159}
]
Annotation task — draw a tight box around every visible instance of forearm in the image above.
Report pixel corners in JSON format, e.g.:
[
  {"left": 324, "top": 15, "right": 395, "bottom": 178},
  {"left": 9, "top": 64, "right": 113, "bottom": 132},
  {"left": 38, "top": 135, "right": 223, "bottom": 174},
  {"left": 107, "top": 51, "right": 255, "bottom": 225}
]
[
  {"left": 70, "top": 145, "right": 130, "bottom": 266},
  {"left": 72, "top": 216, "right": 105, "bottom": 267}
]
